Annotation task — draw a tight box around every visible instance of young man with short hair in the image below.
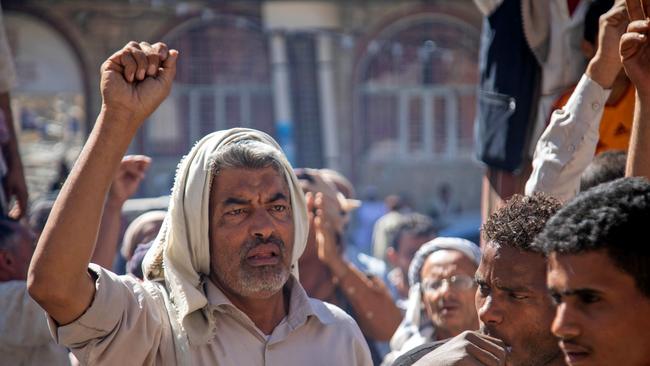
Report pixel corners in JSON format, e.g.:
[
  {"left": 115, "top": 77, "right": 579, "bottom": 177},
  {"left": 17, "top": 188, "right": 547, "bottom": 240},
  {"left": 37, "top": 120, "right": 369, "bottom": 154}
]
[{"left": 536, "top": 177, "right": 650, "bottom": 366}]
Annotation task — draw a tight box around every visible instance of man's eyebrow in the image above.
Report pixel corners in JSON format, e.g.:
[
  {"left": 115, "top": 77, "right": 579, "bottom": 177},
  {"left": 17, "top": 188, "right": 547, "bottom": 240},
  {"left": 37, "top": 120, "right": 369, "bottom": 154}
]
[
  {"left": 267, "top": 192, "right": 289, "bottom": 203},
  {"left": 222, "top": 197, "right": 249, "bottom": 206},
  {"left": 553, "top": 287, "right": 603, "bottom": 297},
  {"left": 495, "top": 282, "right": 532, "bottom": 293}
]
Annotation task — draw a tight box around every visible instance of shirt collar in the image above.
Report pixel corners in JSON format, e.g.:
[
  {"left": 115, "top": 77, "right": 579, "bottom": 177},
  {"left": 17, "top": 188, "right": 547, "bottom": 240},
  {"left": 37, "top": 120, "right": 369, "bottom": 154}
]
[{"left": 204, "top": 275, "right": 337, "bottom": 330}]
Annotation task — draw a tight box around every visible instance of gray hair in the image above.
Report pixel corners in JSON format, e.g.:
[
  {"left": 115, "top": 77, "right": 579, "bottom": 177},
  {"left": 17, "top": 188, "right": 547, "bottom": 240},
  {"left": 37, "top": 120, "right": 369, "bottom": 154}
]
[{"left": 209, "top": 140, "right": 283, "bottom": 175}]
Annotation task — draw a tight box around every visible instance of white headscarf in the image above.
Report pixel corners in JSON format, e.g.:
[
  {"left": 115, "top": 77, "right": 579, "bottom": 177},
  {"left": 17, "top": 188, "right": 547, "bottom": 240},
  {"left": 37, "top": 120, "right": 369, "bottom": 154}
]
[{"left": 142, "top": 128, "right": 309, "bottom": 350}]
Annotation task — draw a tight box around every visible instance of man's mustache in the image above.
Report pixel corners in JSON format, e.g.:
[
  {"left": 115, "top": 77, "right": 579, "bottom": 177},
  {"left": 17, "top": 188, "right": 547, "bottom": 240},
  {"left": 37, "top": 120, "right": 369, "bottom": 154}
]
[
  {"left": 240, "top": 235, "right": 286, "bottom": 260},
  {"left": 480, "top": 324, "right": 499, "bottom": 339}
]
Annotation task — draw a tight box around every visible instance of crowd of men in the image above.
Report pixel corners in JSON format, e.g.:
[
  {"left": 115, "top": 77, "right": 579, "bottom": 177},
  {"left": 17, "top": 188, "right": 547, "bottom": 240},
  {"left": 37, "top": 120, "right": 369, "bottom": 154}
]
[{"left": 1, "top": 0, "right": 650, "bottom": 365}]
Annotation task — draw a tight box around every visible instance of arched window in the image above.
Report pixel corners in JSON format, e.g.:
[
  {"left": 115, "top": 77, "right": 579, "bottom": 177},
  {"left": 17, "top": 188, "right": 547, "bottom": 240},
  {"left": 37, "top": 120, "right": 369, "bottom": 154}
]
[
  {"left": 4, "top": 10, "right": 87, "bottom": 199},
  {"left": 355, "top": 14, "right": 479, "bottom": 161},
  {"left": 144, "top": 13, "right": 274, "bottom": 156}
]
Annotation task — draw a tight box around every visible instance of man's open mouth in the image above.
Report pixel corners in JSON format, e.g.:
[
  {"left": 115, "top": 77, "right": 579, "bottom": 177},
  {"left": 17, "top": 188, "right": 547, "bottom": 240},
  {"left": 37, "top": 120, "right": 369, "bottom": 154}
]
[{"left": 245, "top": 244, "right": 281, "bottom": 266}]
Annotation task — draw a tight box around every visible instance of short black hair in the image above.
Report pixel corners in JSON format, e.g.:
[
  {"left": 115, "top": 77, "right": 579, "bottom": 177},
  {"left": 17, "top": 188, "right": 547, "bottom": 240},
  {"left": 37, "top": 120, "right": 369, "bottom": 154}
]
[
  {"left": 482, "top": 193, "right": 561, "bottom": 252},
  {"left": 584, "top": 0, "right": 614, "bottom": 45},
  {"left": 389, "top": 213, "right": 436, "bottom": 251},
  {"left": 535, "top": 177, "right": 650, "bottom": 297},
  {"left": 580, "top": 150, "right": 626, "bottom": 191}
]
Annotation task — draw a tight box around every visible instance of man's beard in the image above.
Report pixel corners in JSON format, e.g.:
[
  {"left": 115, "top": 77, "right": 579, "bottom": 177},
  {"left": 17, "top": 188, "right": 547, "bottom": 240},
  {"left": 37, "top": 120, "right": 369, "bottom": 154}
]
[
  {"left": 215, "top": 235, "right": 291, "bottom": 299},
  {"left": 480, "top": 325, "right": 562, "bottom": 366}
]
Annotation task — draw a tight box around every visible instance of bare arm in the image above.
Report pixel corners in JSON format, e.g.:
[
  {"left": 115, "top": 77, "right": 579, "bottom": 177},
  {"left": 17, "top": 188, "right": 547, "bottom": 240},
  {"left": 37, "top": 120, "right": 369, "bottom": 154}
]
[
  {"left": 27, "top": 41, "right": 177, "bottom": 325},
  {"left": 327, "top": 258, "right": 402, "bottom": 341},
  {"left": 0, "top": 92, "right": 28, "bottom": 218},
  {"left": 626, "top": 94, "right": 650, "bottom": 178},
  {"left": 92, "top": 155, "right": 151, "bottom": 268},
  {"left": 621, "top": 0, "right": 650, "bottom": 178}
]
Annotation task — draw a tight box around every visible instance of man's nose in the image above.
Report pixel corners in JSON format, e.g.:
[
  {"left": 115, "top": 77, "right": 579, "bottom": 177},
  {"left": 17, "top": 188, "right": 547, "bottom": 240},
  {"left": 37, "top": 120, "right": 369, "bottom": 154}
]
[
  {"left": 551, "top": 303, "right": 580, "bottom": 340},
  {"left": 438, "top": 280, "right": 457, "bottom": 299},
  {"left": 248, "top": 208, "right": 275, "bottom": 239},
  {"left": 478, "top": 295, "right": 504, "bottom": 325}
]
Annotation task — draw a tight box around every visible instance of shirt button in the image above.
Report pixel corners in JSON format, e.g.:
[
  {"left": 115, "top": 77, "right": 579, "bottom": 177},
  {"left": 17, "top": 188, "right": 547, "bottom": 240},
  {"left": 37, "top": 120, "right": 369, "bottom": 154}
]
[{"left": 592, "top": 102, "right": 600, "bottom": 111}]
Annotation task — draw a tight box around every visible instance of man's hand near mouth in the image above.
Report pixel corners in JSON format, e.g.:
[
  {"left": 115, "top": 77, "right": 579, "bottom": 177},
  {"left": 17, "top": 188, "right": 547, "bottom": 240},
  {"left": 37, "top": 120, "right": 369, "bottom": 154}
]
[{"left": 412, "top": 331, "right": 509, "bottom": 366}]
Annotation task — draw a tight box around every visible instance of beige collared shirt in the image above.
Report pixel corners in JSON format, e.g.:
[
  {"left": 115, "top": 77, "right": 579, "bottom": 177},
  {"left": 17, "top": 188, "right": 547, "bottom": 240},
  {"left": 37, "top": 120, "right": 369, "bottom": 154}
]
[{"left": 48, "top": 265, "right": 372, "bottom": 366}]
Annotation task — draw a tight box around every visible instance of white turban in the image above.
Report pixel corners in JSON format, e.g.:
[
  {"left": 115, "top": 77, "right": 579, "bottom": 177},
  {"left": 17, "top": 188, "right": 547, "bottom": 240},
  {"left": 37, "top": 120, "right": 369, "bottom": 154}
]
[{"left": 142, "top": 128, "right": 309, "bottom": 349}]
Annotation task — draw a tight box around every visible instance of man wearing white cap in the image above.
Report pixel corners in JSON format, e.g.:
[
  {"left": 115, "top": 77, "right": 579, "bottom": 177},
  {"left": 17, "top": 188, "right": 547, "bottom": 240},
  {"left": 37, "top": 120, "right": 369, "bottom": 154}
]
[
  {"left": 383, "top": 237, "right": 480, "bottom": 365},
  {"left": 27, "top": 41, "right": 371, "bottom": 365}
]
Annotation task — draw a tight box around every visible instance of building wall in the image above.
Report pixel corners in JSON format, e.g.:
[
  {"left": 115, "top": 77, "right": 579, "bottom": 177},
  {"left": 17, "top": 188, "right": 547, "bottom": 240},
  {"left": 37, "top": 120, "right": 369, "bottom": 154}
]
[{"left": 3, "top": 0, "right": 485, "bottom": 214}]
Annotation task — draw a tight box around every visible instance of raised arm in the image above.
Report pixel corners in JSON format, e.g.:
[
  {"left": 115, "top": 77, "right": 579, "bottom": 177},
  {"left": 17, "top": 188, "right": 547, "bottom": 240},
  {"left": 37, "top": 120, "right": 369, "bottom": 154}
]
[
  {"left": 622, "top": 0, "right": 650, "bottom": 178},
  {"left": 525, "top": 0, "right": 628, "bottom": 201},
  {"left": 27, "top": 42, "right": 177, "bottom": 325}
]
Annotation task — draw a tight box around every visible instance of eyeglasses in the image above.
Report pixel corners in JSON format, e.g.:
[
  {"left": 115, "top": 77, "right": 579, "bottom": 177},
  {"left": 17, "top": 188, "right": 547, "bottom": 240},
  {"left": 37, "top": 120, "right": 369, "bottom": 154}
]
[{"left": 422, "top": 274, "right": 475, "bottom": 293}]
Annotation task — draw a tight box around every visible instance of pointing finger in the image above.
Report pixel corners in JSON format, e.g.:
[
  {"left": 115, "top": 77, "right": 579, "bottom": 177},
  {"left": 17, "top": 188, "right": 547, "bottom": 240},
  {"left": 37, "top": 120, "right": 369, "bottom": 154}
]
[{"left": 626, "top": 0, "right": 646, "bottom": 21}]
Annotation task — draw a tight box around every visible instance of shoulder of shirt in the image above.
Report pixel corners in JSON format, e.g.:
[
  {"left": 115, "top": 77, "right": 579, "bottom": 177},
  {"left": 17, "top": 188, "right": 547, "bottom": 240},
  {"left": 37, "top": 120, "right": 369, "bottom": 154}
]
[
  {"left": 89, "top": 262, "right": 165, "bottom": 299},
  {"left": 307, "top": 297, "right": 358, "bottom": 328}
]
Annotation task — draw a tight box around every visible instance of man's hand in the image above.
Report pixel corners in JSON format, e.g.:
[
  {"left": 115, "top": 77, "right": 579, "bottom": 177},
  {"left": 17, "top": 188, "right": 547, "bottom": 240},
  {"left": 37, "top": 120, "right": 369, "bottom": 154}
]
[
  {"left": 100, "top": 41, "right": 178, "bottom": 127},
  {"left": 107, "top": 155, "right": 151, "bottom": 208},
  {"left": 413, "top": 331, "right": 508, "bottom": 366},
  {"left": 306, "top": 191, "right": 350, "bottom": 277},
  {"left": 587, "top": 0, "right": 629, "bottom": 88},
  {"left": 621, "top": 0, "right": 650, "bottom": 96}
]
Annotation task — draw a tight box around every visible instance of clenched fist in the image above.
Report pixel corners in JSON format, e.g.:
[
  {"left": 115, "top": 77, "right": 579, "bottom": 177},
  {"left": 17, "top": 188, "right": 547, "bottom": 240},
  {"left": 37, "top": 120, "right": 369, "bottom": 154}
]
[{"left": 100, "top": 41, "right": 178, "bottom": 126}]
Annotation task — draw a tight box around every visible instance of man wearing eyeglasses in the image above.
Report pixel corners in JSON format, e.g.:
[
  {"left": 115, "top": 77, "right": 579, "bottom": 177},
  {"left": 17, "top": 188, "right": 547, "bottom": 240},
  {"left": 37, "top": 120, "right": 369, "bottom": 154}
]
[
  {"left": 420, "top": 258, "right": 478, "bottom": 343},
  {"left": 394, "top": 194, "right": 565, "bottom": 366},
  {"left": 383, "top": 237, "right": 481, "bottom": 365}
]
